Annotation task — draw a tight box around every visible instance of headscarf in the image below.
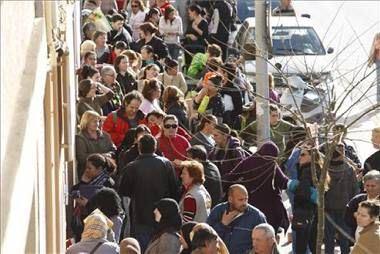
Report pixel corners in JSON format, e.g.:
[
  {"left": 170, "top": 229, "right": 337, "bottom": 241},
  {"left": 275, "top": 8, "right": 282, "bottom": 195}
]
[
  {"left": 152, "top": 198, "right": 182, "bottom": 240},
  {"left": 81, "top": 209, "right": 113, "bottom": 240},
  {"left": 180, "top": 222, "right": 197, "bottom": 254}
]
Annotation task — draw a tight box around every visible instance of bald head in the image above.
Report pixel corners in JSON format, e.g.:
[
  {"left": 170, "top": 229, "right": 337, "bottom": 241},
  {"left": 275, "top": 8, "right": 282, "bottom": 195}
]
[
  {"left": 228, "top": 184, "right": 249, "bottom": 212},
  {"left": 228, "top": 184, "right": 248, "bottom": 197}
]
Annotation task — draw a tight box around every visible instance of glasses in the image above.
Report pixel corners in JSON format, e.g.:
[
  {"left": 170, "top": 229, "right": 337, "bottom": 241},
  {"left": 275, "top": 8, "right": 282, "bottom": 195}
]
[
  {"left": 300, "top": 152, "right": 309, "bottom": 157},
  {"left": 132, "top": 5, "right": 139, "bottom": 8},
  {"left": 164, "top": 124, "right": 178, "bottom": 129}
]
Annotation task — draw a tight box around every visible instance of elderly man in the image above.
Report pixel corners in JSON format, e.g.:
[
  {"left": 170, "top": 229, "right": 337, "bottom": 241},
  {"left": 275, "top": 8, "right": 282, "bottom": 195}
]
[
  {"left": 101, "top": 65, "right": 124, "bottom": 115},
  {"left": 249, "top": 223, "right": 280, "bottom": 254},
  {"left": 207, "top": 184, "right": 267, "bottom": 254},
  {"left": 345, "top": 170, "right": 380, "bottom": 239}
]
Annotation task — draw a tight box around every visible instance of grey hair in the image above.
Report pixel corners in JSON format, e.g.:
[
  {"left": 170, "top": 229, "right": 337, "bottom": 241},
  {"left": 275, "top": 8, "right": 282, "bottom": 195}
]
[
  {"left": 101, "top": 65, "right": 116, "bottom": 77},
  {"left": 363, "top": 170, "right": 380, "bottom": 183},
  {"left": 253, "top": 223, "right": 275, "bottom": 239}
]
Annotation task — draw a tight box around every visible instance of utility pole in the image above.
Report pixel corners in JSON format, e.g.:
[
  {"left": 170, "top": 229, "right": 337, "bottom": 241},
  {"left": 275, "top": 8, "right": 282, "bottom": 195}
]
[{"left": 255, "top": 0, "right": 270, "bottom": 147}]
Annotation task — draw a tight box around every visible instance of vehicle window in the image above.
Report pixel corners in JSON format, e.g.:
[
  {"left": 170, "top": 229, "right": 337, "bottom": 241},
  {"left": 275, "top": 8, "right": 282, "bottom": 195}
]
[
  {"left": 245, "top": 26, "right": 326, "bottom": 56},
  {"left": 272, "top": 27, "right": 326, "bottom": 55}
]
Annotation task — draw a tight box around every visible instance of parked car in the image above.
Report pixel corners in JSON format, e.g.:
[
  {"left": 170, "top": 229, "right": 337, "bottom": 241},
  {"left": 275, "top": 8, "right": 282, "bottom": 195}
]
[{"left": 230, "top": 14, "right": 335, "bottom": 122}]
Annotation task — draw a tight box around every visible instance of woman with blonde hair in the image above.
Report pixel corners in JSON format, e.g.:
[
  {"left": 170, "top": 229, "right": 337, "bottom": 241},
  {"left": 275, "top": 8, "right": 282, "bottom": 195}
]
[
  {"left": 76, "top": 110, "right": 116, "bottom": 177},
  {"left": 162, "top": 85, "right": 189, "bottom": 129}
]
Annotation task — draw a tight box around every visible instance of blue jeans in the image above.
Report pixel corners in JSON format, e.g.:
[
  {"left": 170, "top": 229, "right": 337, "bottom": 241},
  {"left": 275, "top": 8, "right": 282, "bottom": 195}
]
[
  {"left": 168, "top": 44, "right": 180, "bottom": 60},
  {"left": 324, "top": 210, "right": 350, "bottom": 254}
]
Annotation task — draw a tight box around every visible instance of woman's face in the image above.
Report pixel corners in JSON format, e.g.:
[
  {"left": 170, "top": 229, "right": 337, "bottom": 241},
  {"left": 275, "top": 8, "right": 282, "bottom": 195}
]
[
  {"left": 151, "top": 13, "right": 159, "bottom": 24},
  {"left": 299, "top": 150, "right": 311, "bottom": 165},
  {"left": 163, "top": 119, "right": 178, "bottom": 137},
  {"left": 90, "top": 72, "right": 101, "bottom": 83},
  {"left": 146, "top": 67, "right": 159, "bottom": 79},
  {"left": 131, "top": 1, "right": 140, "bottom": 14},
  {"left": 181, "top": 168, "right": 194, "bottom": 187},
  {"left": 87, "top": 117, "right": 100, "bottom": 131},
  {"left": 167, "top": 66, "right": 178, "bottom": 76},
  {"left": 85, "top": 54, "right": 97, "bottom": 67},
  {"left": 168, "top": 11, "right": 176, "bottom": 21},
  {"left": 153, "top": 208, "right": 162, "bottom": 222},
  {"left": 141, "top": 49, "right": 152, "bottom": 60},
  {"left": 95, "top": 34, "right": 107, "bottom": 47},
  {"left": 118, "top": 58, "right": 129, "bottom": 72},
  {"left": 125, "top": 99, "right": 142, "bottom": 118},
  {"left": 139, "top": 29, "right": 146, "bottom": 39},
  {"left": 188, "top": 10, "right": 195, "bottom": 20},
  {"left": 87, "top": 82, "right": 98, "bottom": 98},
  {"left": 356, "top": 206, "right": 376, "bottom": 228},
  {"left": 84, "top": 161, "right": 101, "bottom": 179},
  {"left": 152, "top": 86, "right": 161, "bottom": 100}
]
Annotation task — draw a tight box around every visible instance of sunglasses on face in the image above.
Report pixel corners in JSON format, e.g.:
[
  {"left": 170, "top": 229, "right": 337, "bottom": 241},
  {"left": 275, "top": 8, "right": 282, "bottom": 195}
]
[
  {"left": 300, "top": 152, "right": 309, "bottom": 157},
  {"left": 132, "top": 5, "right": 139, "bottom": 8},
  {"left": 164, "top": 124, "right": 178, "bottom": 129}
]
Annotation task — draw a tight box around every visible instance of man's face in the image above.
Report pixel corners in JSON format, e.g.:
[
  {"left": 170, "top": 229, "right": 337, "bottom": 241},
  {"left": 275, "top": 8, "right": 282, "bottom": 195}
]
[
  {"left": 228, "top": 190, "right": 248, "bottom": 212},
  {"left": 371, "top": 131, "right": 380, "bottom": 149},
  {"left": 112, "top": 20, "right": 124, "bottom": 31},
  {"left": 270, "top": 110, "right": 280, "bottom": 126},
  {"left": 364, "top": 179, "right": 380, "bottom": 198},
  {"left": 252, "top": 229, "right": 275, "bottom": 254},
  {"left": 125, "top": 99, "right": 141, "bottom": 117}
]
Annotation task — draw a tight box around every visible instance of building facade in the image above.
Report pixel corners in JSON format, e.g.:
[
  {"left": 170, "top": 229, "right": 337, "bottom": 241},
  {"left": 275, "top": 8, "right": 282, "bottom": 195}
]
[{"left": 1, "top": 1, "right": 81, "bottom": 253}]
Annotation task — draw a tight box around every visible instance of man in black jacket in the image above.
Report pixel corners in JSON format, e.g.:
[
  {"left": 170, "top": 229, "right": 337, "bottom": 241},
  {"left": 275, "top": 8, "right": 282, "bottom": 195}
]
[{"left": 118, "top": 134, "right": 180, "bottom": 252}]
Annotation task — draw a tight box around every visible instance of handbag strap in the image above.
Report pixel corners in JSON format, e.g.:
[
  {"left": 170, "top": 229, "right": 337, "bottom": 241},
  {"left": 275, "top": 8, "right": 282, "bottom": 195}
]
[{"left": 89, "top": 242, "right": 104, "bottom": 254}]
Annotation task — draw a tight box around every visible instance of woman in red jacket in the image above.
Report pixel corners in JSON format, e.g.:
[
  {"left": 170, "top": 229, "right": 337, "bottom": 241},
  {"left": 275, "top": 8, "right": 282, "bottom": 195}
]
[
  {"left": 158, "top": 114, "right": 191, "bottom": 175},
  {"left": 103, "top": 91, "right": 146, "bottom": 147}
]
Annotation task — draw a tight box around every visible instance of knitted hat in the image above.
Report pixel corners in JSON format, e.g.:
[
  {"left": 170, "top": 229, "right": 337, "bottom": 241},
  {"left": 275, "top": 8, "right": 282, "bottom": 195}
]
[
  {"left": 78, "top": 79, "right": 93, "bottom": 97},
  {"left": 181, "top": 222, "right": 197, "bottom": 253}
]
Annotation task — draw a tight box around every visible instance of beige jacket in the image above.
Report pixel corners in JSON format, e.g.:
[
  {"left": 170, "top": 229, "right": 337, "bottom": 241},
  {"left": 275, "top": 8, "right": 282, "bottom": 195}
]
[
  {"left": 158, "top": 71, "right": 188, "bottom": 94},
  {"left": 351, "top": 221, "right": 380, "bottom": 254}
]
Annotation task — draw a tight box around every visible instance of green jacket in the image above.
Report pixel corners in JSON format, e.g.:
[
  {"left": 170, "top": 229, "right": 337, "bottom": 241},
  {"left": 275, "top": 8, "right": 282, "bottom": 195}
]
[
  {"left": 187, "top": 53, "right": 207, "bottom": 78},
  {"left": 240, "top": 120, "right": 294, "bottom": 153}
]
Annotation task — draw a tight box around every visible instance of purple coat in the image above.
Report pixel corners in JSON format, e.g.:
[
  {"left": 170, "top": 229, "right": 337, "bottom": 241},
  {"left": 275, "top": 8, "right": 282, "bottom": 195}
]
[{"left": 225, "top": 141, "right": 289, "bottom": 232}]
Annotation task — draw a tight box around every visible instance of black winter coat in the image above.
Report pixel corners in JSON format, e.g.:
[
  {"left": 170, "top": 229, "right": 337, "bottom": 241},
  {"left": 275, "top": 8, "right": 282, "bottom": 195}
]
[{"left": 118, "top": 154, "right": 180, "bottom": 233}]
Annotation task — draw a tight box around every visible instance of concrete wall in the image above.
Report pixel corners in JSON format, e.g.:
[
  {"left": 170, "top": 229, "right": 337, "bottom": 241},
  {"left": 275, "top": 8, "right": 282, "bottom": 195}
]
[{"left": 0, "top": 1, "right": 79, "bottom": 253}]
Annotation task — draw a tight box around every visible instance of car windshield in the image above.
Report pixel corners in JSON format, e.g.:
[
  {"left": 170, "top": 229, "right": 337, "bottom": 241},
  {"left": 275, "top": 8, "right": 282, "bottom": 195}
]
[{"left": 246, "top": 26, "right": 326, "bottom": 56}]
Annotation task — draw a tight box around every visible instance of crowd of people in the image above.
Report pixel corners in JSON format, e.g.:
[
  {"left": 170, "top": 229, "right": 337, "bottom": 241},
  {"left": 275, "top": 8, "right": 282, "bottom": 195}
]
[{"left": 67, "top": 0, "right": 380, "bottom": 253}]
